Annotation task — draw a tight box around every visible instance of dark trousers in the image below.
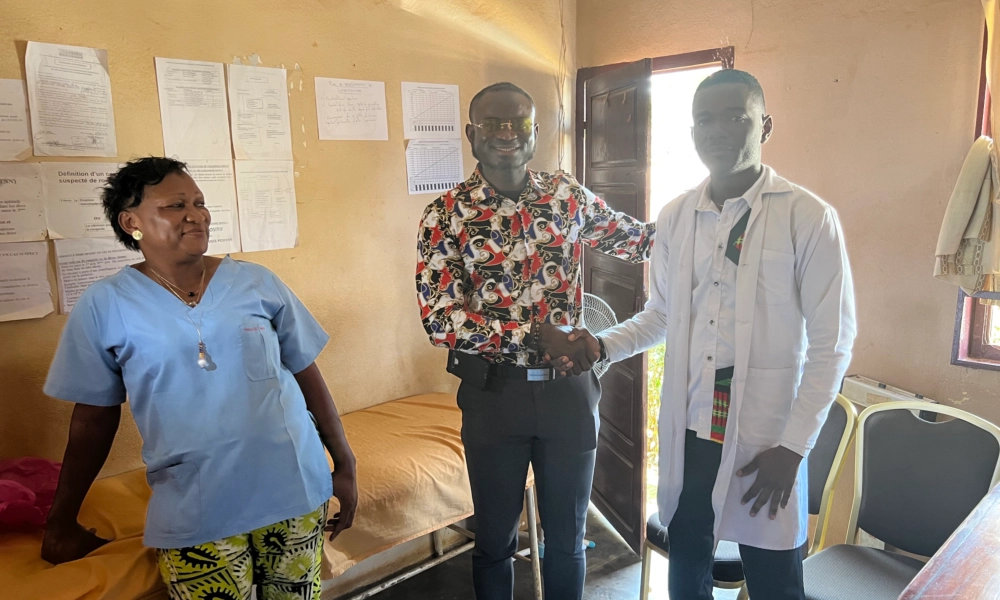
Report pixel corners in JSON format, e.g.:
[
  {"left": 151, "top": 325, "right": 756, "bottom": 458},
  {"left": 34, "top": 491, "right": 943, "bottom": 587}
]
[
  {"left": 668, "top": 429, "right": 806, "bottom": 600},
  {"left": 458, "top": 373, "right": 602, "bottom": 600}
]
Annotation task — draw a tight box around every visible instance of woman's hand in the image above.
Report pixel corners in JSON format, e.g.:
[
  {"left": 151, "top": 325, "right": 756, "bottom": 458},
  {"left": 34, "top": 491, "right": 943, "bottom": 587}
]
[
  {"left": 295, "top": 363, "right": 361, "bottom": 542},
  {"left": 41, "top": 521, "right": 110, "bottom": 564},
  {"left": 327, "top": 466, "right": 358, "bottom": 541},
  {"left": 42, "top": 403, "right": 120, "bottom": 564}
]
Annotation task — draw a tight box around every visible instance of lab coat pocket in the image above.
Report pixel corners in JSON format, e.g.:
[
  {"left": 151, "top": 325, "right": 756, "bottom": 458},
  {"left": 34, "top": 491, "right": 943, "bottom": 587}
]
[
  {"left": 759, "top": 249, "right": 795, "bottom": 306},
  {"left": 240, "top": 317, "right": 279, "bottom": 381},
  {"left": 737, "top": 366, "right": 796, "bottom": 445},
  {"left": 146, "top": 461, "right": 201, "bottom": 537}
]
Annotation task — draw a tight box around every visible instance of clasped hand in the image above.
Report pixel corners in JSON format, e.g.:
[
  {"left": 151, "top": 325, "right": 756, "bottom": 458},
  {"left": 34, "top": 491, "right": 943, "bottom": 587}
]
[{"left": 537, "top": 324, "right": 601, "bottom": 376}]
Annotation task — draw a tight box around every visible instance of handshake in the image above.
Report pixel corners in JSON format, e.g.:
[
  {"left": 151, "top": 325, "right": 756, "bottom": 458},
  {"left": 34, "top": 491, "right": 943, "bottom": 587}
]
[{"left": 536, "top": 323, "right": 604, "bottom": 376}]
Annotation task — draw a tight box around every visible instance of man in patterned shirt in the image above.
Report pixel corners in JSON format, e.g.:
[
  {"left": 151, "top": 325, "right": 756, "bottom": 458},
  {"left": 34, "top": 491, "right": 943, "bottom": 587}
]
[{"left": 416, "top": 82, "right": 655, "bottom": 600}]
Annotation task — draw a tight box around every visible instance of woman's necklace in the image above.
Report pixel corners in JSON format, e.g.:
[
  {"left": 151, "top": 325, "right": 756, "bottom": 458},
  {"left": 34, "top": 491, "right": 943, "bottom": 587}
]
[
  {"left": 150, "top": 267, "right": 205, "bottom": 307},
  {"left": 149, "top": 266, "right": 210, "bottom": 369}
]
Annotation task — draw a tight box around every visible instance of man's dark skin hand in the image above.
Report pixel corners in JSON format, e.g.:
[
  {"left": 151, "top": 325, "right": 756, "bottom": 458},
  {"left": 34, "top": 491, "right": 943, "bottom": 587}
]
[
  {"left": 737, "top": 445, "right": 803, "bottom": 519},
  {"left": 537, "top": 323, "right": 599, "bottom": 376},
  {"left": 546, "top": 327, "right": 601, "bottom": 376}
]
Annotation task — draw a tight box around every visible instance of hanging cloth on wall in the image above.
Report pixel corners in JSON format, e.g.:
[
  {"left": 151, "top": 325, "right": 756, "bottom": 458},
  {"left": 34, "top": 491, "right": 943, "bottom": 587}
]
[{"left": 934, "top": 136, "right": 1000, "bottom": 296}]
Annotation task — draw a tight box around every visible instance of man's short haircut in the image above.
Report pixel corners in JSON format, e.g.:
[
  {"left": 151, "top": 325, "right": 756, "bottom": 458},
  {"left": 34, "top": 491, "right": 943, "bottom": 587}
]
[
  {"left": 695, "top": 69, "right": 766, "bottom": 113},
  {"left": 469, "top": 82, "right": 534, "bottom": 121}
]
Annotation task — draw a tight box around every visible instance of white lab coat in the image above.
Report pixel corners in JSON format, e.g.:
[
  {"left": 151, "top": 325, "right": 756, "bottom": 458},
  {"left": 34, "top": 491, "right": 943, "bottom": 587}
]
[{"left": 601, "top": 167, "right": 856, "bottom": 550}]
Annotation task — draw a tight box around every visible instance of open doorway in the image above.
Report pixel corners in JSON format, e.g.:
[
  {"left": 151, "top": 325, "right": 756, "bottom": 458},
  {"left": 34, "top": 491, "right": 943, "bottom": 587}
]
[
  {"left": 645, "top": 63, "right": 722, "bottom": 513},
  {"left": 575, "top": 47, "right": 733, "bottom": 553}
]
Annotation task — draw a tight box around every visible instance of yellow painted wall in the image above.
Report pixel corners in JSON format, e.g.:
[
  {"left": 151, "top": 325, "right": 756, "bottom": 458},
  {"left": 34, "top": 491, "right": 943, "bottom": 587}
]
[{"left": 0, "top": 0, "right": 576, "bottom": 476}]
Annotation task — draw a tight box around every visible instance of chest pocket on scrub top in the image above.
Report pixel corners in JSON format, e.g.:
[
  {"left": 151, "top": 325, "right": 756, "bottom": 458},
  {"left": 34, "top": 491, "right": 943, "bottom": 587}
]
[{"left": 241, "top": 317, "right": 279, "bottom": 381}]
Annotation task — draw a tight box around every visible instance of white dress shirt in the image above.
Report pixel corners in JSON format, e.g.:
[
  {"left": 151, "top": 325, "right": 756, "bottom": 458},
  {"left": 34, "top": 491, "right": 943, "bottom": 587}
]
[{"left": 687, "top": 173, "right": 764, "bottom": 440}]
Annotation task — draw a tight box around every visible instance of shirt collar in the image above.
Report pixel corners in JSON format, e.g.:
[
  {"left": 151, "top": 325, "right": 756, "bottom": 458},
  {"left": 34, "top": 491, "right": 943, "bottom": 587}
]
[
  {"left": 465, "top": 164, "right": 545, "bottom": 206},
  {"left": 695, "top": 168, "right": 768, "bottom": 214}
]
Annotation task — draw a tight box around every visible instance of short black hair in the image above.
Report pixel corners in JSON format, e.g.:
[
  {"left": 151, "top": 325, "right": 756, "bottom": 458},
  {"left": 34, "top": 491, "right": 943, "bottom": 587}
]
[
  {"left": 468, "top": 82, "right": 534, "bottom": 121},
  {"left": 695, "top": 69, "right": 766, "bottom": 112},
  {"left": 102, "top": 157, "right": 188, "bottom": 251}
]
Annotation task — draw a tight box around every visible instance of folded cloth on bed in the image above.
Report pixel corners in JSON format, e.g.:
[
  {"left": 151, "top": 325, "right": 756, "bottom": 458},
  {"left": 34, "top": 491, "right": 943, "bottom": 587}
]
[
  {"left": 0, "top": 468, "right": 165, "bottom": 600},
  {"left": 322, "top": 393, "right": 473, "bottom": 579}
]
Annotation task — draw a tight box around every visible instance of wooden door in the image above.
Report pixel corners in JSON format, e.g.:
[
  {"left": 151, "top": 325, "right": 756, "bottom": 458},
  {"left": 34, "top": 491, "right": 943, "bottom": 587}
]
[{"left": 578, "top": 58, "right": 652, "bottom": 554}]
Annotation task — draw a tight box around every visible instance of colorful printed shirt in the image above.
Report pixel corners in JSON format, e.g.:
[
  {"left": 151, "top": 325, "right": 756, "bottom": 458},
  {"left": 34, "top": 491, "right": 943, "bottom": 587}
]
[{"left": 416, "top": 167, "right": 655, "bottom": 366}]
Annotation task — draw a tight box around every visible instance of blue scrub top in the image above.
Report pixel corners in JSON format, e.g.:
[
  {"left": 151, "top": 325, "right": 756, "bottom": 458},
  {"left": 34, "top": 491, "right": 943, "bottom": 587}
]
[{"left": 44, "top": 257, "right": 333, "bottom": 548}]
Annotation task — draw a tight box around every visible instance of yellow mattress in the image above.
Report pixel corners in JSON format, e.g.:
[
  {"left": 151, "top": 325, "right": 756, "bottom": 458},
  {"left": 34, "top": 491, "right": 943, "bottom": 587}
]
[
  {"left": 322, "top": 393, "right": 473, "bottom": 579},
  {"left": 0, "top": 393, "right": 473, "bottom": 596},
  {"left": 0, "top": 468, "right": 166, "bottom": 600}
]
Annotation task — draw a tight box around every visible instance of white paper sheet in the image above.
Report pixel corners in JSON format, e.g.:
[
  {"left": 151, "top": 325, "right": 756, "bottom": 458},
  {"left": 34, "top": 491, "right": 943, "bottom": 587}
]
[
  {"left": 25, "top": 42, "right": 118, "bottom": 157},
  {"left": 155, "top": 58, "right": 232, "bottom": 160},
  {"left": 0, "top": 241, "right": 52, "bottom": 322},
  {"left": 0, "top": 163, "right": 46, "bottom": 242},
  {"left": 405, "top": 139, "right": 465, "bottom": 195},
  {"left": 227, "top": 65, "right": 292, "bottom": 160},
  {"left": 41, "top": 162, "right": 119, "bottom": 239},
  {"left": 0, "top": 80, "right": 32, "bottom": 161},
  {"left": 54, "top": 237, "right": 140, "bottom": 313},
  {"left": 235, "top": 161, "right": 297, "bottom": 252},
  {"left": 186, "top": 159, "right": 241, "bottom": 255},
  {"left": 315, "top": 77, "right": 388, "bottom": 141},
  {"left": 401, "top": 82, "right": 461, "bottom": 139}
]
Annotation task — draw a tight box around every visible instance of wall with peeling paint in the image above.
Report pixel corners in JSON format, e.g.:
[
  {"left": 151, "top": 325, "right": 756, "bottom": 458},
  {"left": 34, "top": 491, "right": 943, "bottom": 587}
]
[
  {"left": 0, "top": 0, "right": 577, "bottom": 478},
  {"left": 580, "top": 0, "right": 994, "bottom": 416}
]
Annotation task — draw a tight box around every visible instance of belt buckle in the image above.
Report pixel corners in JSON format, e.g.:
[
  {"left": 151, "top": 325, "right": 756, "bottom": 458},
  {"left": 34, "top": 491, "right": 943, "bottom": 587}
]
[{"left": 526, "top": 367, "right": 553, "bottom": 382}]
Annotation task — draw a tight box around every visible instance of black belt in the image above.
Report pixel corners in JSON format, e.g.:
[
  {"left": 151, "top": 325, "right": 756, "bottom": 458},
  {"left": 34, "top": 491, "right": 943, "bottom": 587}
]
[{"left": 447, "top": 351, "right": 555, "bottom": 389}]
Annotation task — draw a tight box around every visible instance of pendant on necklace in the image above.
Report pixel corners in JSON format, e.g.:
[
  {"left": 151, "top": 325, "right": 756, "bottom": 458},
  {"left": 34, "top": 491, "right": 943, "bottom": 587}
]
[{"left": 197, "top": 341, "right": 209, "bottom": 369}]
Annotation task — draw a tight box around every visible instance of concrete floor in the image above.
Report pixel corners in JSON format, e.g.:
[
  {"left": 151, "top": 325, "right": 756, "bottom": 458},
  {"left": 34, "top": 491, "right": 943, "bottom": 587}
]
[{"left": 363, "top": 506, "right": 740, "bottom": 600}]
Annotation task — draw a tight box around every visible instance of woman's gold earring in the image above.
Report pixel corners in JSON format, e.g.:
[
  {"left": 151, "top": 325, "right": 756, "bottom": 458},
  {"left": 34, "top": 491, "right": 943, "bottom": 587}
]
[{"left": 132, "top": 230, "right": 143, "bottom": 241}]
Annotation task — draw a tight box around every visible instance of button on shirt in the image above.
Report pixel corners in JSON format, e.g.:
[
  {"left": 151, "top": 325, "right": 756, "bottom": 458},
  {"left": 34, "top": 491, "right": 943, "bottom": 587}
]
[
  {"left": 44, "top": 258, "right": 333, "bottom": 548},
  {"left": 417, "top": 167, "right": 655, "bottom": 366},
  {"left": 687, "top": 173, "right": 766, "bottom": 440}
]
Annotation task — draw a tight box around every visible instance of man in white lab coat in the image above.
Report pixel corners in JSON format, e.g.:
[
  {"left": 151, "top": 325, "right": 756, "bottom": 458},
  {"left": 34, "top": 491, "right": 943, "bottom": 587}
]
[{"left": 557, "top": 69, "right": 856, "bottom": 599}]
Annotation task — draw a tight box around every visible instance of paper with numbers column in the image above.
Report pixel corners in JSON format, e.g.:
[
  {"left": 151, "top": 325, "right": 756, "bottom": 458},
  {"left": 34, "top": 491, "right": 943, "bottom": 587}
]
[
  {"left": 401, "top": 82, "right": 461, "bottom": 139},
  {"left": 405, "top": 139, "right": 465, "bottom": 195}
]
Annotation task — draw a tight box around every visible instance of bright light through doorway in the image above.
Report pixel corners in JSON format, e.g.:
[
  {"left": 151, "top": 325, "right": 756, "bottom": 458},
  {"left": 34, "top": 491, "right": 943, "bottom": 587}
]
[
  {"left": 649, "top": 65, "right": 720, "bottom": 219},
  {"left": 646, "top": 64, "right": 720, "bottom": 516}
]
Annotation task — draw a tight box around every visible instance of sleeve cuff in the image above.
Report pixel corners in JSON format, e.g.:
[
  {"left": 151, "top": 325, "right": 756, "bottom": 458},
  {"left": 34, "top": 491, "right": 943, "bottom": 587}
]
[
  {"left": 284, "top": 330, "right": 331, "bottom": 374},
  {"left": 778, "top": 439, "right": 809, "bottom": 458},
  {"left": 599, "top": 332, "right": 628, "bottom": 363}
]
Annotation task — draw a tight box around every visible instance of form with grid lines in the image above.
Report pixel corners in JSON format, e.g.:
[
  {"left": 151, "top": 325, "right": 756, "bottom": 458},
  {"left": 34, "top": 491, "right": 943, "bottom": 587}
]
[
  {"left": 401, "top": 82, "right": 461, "bottom": 139},
  {"left": 406, "top": 139, "right": 465, "bottom": 195}
]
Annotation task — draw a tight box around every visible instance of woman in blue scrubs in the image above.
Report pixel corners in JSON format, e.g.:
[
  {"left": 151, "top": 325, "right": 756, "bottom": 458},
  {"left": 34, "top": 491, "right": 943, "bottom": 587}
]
[{"left": 40, "top": 157, "right": 358, "bottom": 600}]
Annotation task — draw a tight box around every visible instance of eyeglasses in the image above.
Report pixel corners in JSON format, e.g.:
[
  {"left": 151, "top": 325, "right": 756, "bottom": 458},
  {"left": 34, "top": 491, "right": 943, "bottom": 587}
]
[{"left": 471, "top": 117, "right": 535, "bottom": 136}]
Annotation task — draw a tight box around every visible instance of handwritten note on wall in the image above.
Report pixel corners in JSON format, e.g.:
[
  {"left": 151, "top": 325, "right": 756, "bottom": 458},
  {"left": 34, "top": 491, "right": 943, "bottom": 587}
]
[{"left": 315, "top": 78, "right": 388, "bottom": 141}]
